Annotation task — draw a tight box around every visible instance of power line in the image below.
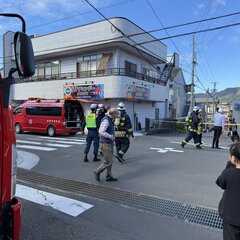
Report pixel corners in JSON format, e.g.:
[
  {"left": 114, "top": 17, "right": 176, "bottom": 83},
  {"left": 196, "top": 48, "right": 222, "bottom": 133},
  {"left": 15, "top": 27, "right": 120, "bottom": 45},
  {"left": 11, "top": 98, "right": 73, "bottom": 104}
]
[
  {"left": 134, "top": 21, "right": 240, "bottom": 45},
  {"left": 127, "top": 11, "right": 240, "bottom": 37}
]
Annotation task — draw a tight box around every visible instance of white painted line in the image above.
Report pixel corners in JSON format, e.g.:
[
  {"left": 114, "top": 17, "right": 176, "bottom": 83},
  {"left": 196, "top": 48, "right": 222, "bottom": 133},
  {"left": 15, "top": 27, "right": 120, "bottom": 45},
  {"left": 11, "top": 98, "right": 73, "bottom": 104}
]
[
  {"left": 45, "top": 143, "right": 71, "bottom": 148},
  {"left": 36, "top": 136, "right": 86, "bottom": 142},
  {"left": 150, "top": 147, "right": 183, "bottom": 153},
  {"left": 17, "top": 140, "right": 41, "bottom": 145},
  {"left": 45, "top": 140, "right": 85, "bottom": 145},
  {"left": 17, "top": 150, "right": 39, "bottom": 170},
  {"left": 17, "top": 145, "right": 56, "bottom": 151},
  {"left": 171, "top": 141, "right": 229, "bottom": 149},
  {"left": 16, "top": 184, "right": 93, "bottom": 217}
]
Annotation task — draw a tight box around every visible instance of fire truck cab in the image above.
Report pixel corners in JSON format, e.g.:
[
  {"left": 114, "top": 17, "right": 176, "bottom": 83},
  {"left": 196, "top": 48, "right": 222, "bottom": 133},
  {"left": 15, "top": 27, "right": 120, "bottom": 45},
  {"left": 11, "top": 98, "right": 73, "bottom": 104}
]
[{"left": 0, "top": 13, "right": 35, "bottom": 239}]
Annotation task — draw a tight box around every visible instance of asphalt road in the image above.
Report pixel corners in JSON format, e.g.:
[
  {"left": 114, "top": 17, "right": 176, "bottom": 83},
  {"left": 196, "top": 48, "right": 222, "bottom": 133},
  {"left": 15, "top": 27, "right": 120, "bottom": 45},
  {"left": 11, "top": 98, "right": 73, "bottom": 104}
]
[{"left": 16, "top": 131, "right": 231, "bottom": 239}]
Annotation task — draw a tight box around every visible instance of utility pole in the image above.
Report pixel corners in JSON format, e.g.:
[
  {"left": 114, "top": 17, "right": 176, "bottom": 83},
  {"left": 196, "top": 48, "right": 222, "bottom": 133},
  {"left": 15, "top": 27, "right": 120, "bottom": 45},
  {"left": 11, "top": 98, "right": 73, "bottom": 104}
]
[
  {"left": 206, "top": 88, "right": 209, "bottom": 131},
  {"left": 190, "top": 35, "right": 196, "bottom": 112},
  {"left": 211, "top": 81, "right": 218, "bottom": 114}
]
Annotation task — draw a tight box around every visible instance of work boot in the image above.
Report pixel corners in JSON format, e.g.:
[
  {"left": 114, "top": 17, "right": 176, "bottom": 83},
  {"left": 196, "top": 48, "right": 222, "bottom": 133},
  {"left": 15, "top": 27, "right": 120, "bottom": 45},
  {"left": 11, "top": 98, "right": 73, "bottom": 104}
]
[
  {"left": 94, "top": 171, "right": 100, "bottom": 181},
  {"left": 196, "top": 145, "right": 202, "bottom": 149},
  {"left": 115, "top": 155, "right": 124, "bottom": 163},
  {"left": 106, "top": 176, "right": 118, "bottom": 181},
  {"left": 93, "top": 154, "right": 101, "bottom": 162},
  {"left": 181, "top": 142, "right": 185, "bottom": 148},
  {"left": 83, "top": 153, "right": 89, "bottom": 162}
]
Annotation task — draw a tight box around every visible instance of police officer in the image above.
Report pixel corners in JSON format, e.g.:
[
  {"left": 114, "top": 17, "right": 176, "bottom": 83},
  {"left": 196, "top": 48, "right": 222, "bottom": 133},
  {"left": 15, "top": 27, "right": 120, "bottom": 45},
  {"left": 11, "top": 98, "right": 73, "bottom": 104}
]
[
  {"left": 114, "top": 102, "right": 134, "bottom": 163},
  {"left": 181, "top": 106, "right": 202, "bottom": 149},
  {"left": 83, "top": 103, "right": 101, "bottom": 162}
]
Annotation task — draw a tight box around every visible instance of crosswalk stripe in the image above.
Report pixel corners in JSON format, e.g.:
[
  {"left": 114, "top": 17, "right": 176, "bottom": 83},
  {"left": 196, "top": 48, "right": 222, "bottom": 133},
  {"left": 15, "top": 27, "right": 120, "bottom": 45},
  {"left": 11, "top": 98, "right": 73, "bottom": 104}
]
[
  {"left": 17, "top": 140, "right": 41, "bottom": 145},
  {"left": 45, "top": 143, "right": 71, "bottom": 148},
  {"left": 16, "top": 184, "right": 93, "bottom": 217},
  {"left": 44, "top": 140, "right": 85, "bottom": 145},
  {"left": 36, "top": 136, "right": 86, "bottom": 142},
  {"left": 17, "top": 145, "right": 56, "bottom": 151}
]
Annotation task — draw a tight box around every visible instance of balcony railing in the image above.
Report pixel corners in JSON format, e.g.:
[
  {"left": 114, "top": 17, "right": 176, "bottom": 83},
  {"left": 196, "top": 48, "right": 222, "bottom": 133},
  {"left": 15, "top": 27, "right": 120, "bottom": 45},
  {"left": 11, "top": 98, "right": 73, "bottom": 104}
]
[{"left": 23, "top": 68, "right": 166, "bottom": 85}]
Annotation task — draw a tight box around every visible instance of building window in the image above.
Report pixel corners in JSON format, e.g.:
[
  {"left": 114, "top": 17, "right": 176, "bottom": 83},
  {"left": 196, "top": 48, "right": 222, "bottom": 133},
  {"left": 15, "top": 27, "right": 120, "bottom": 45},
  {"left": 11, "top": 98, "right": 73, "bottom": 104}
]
[
  {"left": 35, "top": 61, "right": 59, "bottom": 79},
  {"left": 125, "top": 61, "right": 137, "bottom": 77},
  {"left": 77, "top": 54, "right": 102, "bottom": 77}
]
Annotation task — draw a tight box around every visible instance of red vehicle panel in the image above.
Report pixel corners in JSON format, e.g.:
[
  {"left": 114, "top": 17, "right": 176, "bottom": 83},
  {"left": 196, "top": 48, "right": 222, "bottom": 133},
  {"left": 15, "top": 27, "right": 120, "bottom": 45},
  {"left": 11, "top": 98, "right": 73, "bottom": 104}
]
[{"left": 13, "top": 99, "right": 84, "bottom": 137}]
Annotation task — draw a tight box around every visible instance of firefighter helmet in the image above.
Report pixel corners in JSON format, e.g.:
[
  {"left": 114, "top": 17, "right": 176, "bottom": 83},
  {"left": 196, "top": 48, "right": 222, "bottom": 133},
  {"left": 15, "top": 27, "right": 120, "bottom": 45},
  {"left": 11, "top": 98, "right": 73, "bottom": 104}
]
[
  {"left": 193, "top": 106, "right": 200, "bottom": 112},
  {"left": 117, "top": 102, "right": 125, "bottom": 111},
  {"left": 97, "top": 103, "right": 104, "bottom": 109}
]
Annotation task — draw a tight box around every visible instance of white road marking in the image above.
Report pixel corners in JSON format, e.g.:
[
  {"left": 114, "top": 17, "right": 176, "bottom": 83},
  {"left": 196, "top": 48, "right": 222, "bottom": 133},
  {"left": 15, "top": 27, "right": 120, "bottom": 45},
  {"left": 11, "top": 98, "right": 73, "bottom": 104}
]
[
  {"left": 36, "top": 136, "right": 86, "bottom": 142},
  {"left": 45, "top": 143, "right": 71, "bottom": 148},
  {"left": 150, "top": 147, "right": 183, "bottom": 153},
  {"left": 171, "top": 141, "right": 229, "bottom": 149},
  {"left": 16, "top": 184, "right": 93, "bottom": 217},
  {"left": 17, "top": 140, "right": 41, "bottom": 145},
  {"left": 17, "top": 150, "right": 39, "bottom": 170},
  {"left": 44, "top": 140, "right": 85, "bottom": 145},
  {"left": 17, "top": 145, "right": 56, "bottom": 151}
]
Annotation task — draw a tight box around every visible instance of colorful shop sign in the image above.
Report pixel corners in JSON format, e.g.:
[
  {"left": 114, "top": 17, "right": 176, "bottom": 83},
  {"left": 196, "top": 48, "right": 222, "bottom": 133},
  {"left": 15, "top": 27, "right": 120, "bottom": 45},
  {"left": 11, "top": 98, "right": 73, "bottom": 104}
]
[
  {"left": 64, "top": 84, "right": 104, "bottom": 99},
  {"left": 126, "top": 85, "right": 150, "bottom": 99}
]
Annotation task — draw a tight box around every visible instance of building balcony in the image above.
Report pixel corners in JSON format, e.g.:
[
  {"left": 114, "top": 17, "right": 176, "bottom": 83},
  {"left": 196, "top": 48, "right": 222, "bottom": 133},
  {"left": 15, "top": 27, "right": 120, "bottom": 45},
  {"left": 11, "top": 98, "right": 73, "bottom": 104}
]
[{"left": 24, "top": 68, "right": 166, "bottom": 86}]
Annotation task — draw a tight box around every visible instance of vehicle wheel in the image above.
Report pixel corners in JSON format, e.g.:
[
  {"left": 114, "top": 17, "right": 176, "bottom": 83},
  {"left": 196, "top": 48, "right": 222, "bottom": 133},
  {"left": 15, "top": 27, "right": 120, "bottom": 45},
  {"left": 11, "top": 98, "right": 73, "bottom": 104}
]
[
  {"left": 15, "top": 123, "right": 22, "bottom": 134},
  {"left": 69, "top": 132, "right": 76, "bottom": 136},
  {"left": 47, "top": 126, "right": 56, "bottom": 137}
]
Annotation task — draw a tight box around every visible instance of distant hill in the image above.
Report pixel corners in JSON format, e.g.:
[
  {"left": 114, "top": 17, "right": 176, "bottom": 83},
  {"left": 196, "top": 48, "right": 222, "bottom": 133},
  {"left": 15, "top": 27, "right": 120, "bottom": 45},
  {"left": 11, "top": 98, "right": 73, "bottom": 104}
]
[{"left": 196, "top": 87, "right": 240, "bottom": 101}]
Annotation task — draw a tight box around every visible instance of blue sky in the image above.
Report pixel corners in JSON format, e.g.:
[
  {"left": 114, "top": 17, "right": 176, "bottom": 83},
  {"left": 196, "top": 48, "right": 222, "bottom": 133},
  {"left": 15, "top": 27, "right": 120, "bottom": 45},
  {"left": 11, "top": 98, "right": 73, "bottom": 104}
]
[{"left": 1, "top": 0, "right": 240, "bottom": 93}]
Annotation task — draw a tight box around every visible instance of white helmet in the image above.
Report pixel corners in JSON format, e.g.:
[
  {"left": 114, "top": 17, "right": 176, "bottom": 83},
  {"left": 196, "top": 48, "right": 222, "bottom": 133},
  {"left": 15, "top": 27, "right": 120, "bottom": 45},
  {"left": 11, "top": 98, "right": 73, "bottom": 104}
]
[
  {"left": 97, "top": 104, "right": 104, "bottom": 109},
  {"left": 117, "top": 102, "right": 125, "bottom": 111},
  {"left": 193, "top": 106, "right": 200, "bottom": 112},
  {"left": 218, "top": 108, "right": 223, "bottom": 113},
  {"left": 90, "top": 103, "right": 97, "bottom": 110}
]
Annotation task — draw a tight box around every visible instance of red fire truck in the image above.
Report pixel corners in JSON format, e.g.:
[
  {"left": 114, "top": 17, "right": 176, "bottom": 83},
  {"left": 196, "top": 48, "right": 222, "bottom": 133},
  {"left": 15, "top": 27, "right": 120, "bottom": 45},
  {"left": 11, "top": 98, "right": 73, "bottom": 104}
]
[{"left": 0, "top": 14, "right": 35, "bottom": 239}]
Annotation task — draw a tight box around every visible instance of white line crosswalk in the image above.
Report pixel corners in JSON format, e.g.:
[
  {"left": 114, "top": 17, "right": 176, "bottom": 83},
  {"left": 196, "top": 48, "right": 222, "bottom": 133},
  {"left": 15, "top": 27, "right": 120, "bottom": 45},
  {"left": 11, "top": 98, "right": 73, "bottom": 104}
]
[{"left": 16, "top": 136, "right": 86, "bottom": 152}]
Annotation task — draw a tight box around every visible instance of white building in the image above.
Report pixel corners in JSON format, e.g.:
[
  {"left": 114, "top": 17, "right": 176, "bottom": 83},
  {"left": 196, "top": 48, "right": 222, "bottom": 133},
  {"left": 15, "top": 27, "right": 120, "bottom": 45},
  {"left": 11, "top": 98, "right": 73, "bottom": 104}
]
[{"left": 4, "top": 17, "right": 187, "bottom": 130}]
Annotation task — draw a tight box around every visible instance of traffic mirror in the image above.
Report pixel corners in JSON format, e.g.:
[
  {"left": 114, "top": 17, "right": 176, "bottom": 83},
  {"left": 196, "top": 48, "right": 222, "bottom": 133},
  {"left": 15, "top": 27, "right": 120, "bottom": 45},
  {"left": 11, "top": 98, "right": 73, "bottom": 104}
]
[{"left": 14, "top": 31, "right": 35, "bottom": 78}]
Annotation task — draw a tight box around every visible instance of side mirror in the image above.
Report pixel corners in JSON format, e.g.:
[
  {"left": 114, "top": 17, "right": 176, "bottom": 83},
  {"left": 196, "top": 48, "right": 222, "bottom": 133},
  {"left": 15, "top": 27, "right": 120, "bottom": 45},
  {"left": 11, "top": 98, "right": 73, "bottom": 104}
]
[{"left": 14, "top": 32, "right": 35, "bottom": 78}]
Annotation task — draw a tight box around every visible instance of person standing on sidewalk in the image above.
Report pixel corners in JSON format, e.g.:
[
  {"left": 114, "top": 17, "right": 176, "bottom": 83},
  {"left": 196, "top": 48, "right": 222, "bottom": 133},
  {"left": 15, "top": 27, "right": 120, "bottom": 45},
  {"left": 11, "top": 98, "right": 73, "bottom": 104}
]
[
  {"left": 94, "top": 108, "right": 119, "bottom": 182},
  {"left": 212, "top": 108, "right": 226, "bottom": 149},
  {"left": 82, "top": 103, "right": 101, "bottom": 162},
  {"left": 216, "top": 142, "right": 240, "bottom": 240}
]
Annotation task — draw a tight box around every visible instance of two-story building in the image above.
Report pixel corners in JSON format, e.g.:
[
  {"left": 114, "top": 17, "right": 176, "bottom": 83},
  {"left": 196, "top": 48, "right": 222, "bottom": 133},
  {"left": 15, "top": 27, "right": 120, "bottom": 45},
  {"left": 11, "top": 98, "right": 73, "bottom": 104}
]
[{"left": 3, "top": 17, "right": 187, "bottom": 130}]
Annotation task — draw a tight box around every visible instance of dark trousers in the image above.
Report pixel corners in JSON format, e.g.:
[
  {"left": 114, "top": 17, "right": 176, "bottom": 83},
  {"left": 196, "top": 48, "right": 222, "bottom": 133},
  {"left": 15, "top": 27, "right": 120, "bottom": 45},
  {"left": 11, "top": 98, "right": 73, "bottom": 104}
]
[
  {"left": 212, "top": 126, "right": 222, "bottom": 148},
  {"left": 115, "top": 137, "right": 130, "bottom": 157},
  {"left": 223, "top": 221, "right": 240, "bottom": 240},
  {"left": 184, "top": 131, "right": 200, "bottom": 145},
  {"left": 231, "top": 131, "right": 240, "bottom": 142},
  {"left": 84, "top": 129, "right": 99, "bottom": 155}
]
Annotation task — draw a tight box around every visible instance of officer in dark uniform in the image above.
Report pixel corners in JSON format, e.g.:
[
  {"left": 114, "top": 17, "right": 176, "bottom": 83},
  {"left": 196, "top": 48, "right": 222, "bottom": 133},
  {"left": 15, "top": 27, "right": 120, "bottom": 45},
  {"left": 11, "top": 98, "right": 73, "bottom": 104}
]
[
  {"left": 114, "top": 102, "right": 135, "bottom": 163},
  {"left": 82, "top": 103, "right": 101, "bottom": 162},
  {"left": 181, "top": 106, "right": 202, "bottom": 149}
]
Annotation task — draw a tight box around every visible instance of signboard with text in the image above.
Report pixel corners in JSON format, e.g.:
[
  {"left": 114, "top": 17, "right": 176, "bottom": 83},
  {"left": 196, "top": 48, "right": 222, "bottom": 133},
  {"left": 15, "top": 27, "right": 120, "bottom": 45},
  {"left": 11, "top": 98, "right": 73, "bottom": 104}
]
[
  {"left": 126, "top": 85, "right": 150, "bottom": 99},
  {"left": 64, "top": 84, "right": 104, "bottom": 100}
]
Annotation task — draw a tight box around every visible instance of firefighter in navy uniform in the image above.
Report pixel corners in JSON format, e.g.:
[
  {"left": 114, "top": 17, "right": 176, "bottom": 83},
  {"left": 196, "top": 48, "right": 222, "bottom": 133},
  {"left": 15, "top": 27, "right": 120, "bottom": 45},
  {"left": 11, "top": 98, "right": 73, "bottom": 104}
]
[
  {"left": 197, "top": 109, "right": 204, "bottom": 145},
  {"left": 181, "top": 106, "right": 202, "bottom": 149},
  {"left": 82, "top": 103, "right": 101, "bottom": 162},
  {"left": 114, "top": 102, "right": 135, "bottom": 163}
]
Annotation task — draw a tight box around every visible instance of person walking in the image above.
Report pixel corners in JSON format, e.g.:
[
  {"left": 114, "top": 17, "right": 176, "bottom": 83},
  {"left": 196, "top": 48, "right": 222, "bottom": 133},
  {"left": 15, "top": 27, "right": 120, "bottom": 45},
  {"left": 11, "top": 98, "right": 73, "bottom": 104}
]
[
  {"left": 230, "top": 118, "right": 240, "bottom": 142},
  {"left": 197, "top": 109, "right": 204, "bottom": 145},
  {"left": 114, "top": 102, "right": 135, "bottom": 163},
  {"left": 216, "top": 142, "right": 240, "bottom": 240},
  {"left": 181, "top": 106, "right": 202, "bottom": 149},
  {"left": 82, "top": 103, "right": 101, "bottom": 162},
  {"left": 212, "top": 108, "right": 226, "bottom": 149},
  {"left": 94, "top": 108, "right": 119, "bottom": 182}
]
